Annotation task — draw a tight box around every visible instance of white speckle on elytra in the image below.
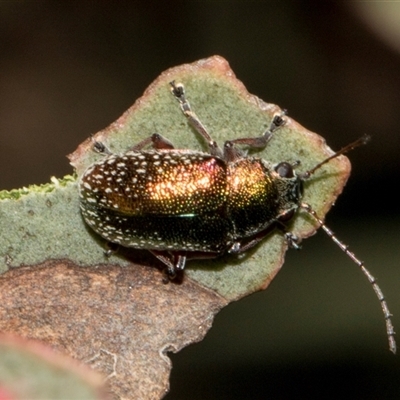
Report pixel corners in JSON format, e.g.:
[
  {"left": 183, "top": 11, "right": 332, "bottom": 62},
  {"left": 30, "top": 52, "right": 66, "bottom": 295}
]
[
  {"left": 136, "top": 169, "right": 146, "bottom": 174},
  {"left": 105, "top": 188, "right": 112, "bottom": 193},
  {"left": 85, "top": 210, "right": 97, "bottom": 217},
  {"left": 117, "top": 162, "right": 126, "bottom": 167},
  {"left": 83, "top": 182, "right": 92, "bottom": 190}
]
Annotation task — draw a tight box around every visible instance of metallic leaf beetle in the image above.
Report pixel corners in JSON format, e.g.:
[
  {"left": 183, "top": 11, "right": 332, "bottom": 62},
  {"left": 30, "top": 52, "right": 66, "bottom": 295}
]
[{"left": 79, "top": 81, "right": 396, "bottom": 353}]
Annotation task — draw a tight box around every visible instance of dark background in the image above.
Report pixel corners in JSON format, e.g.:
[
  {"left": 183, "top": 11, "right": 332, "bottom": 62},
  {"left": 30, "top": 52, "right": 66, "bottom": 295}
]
[{"left": 1, "top": 2, "right": 399, "bottom": 399}]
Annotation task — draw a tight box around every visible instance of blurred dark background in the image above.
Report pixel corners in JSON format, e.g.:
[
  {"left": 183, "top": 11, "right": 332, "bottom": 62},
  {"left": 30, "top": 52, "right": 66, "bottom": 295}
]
[{"left": 1, "top": 1, "right": 399, "bottom": 399}]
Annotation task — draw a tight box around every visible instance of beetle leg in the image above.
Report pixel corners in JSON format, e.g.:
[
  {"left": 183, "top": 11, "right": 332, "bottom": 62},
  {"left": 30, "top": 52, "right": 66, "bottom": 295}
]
[
  {"left": 150, "top": 250, "right": 187, "bottom": 282},
  {"left": 129, "top": 132, "right": 175, "bottom": 151},
  {"left": 91, "top": 132, "right": 175, "bottom": 155},
  {"left": 170, "top": 81, "right": 223, "bottom": 158},
  {"left": 227, "top": 224, "right": 277, "bottom": 254},
  {"left": 223, "top": 111, "right": 287, "bottom": 161},
  {"left": 228, "top": 237, "right": 264, "bottom": 254},
  {"left": 228, "top": 221, "right": 301, "bottom": 255}
]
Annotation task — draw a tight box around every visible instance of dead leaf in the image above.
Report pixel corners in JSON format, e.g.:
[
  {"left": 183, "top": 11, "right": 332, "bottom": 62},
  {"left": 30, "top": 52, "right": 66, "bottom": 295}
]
[{"left": 0, "top": 260, "right": 227, "bottom": 399}]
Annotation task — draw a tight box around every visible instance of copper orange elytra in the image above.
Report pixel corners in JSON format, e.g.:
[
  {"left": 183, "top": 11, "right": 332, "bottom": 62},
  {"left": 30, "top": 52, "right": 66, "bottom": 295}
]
[{"left": 79, "top": 81, "right": 396, "bottom": 353}]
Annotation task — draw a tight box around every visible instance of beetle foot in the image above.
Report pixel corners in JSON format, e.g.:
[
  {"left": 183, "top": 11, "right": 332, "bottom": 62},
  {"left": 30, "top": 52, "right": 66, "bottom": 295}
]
[
  {"left": 90, "top": 135, "right": 112, "bottom": 155},
  {"left": 103, "top": 242, "right": 119, "bottom": 257},
  {"left": 284, "top": 232, "right": 302, "bottom": 250},
  {"left": 162, "top": 266, "right": 176, "bottom": 284},
  {"left": 170, "top": 80, "right": 185, "bottom": 100},
  {"left": 270, "top": 110, "right": 287, "bottom": 132}
]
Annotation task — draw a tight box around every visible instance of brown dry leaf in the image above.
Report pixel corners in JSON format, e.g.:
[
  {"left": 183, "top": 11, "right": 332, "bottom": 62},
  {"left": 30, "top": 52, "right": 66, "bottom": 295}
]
[{"left": 0, "top": 260, "right": 227, "bottom": 399}]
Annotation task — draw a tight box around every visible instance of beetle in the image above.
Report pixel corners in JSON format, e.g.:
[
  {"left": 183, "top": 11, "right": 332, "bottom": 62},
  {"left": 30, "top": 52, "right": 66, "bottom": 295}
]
[{"left": 79, "top": 81, "right": 396, "bottom": 353}]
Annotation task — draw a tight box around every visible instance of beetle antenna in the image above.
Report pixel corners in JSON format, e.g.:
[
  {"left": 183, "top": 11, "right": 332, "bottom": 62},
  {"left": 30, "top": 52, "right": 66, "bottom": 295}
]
[
  {"left": 300, "top": 202, "right": 396, "bottom": 354},
  {"left": 301, "top": 134, "right": 370, "bottom": 179}
]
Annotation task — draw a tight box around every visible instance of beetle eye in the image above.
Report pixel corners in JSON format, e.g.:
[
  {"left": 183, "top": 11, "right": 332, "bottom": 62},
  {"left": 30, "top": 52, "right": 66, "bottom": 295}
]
[{"left": 275, "top": 162, "right": 294, "bottom": 178}]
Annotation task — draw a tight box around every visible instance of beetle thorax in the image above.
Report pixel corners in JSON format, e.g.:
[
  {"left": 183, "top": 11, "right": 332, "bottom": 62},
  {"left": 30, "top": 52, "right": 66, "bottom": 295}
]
[{"left": 224, "top": 158, "right": 303, "bottom": 238}]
